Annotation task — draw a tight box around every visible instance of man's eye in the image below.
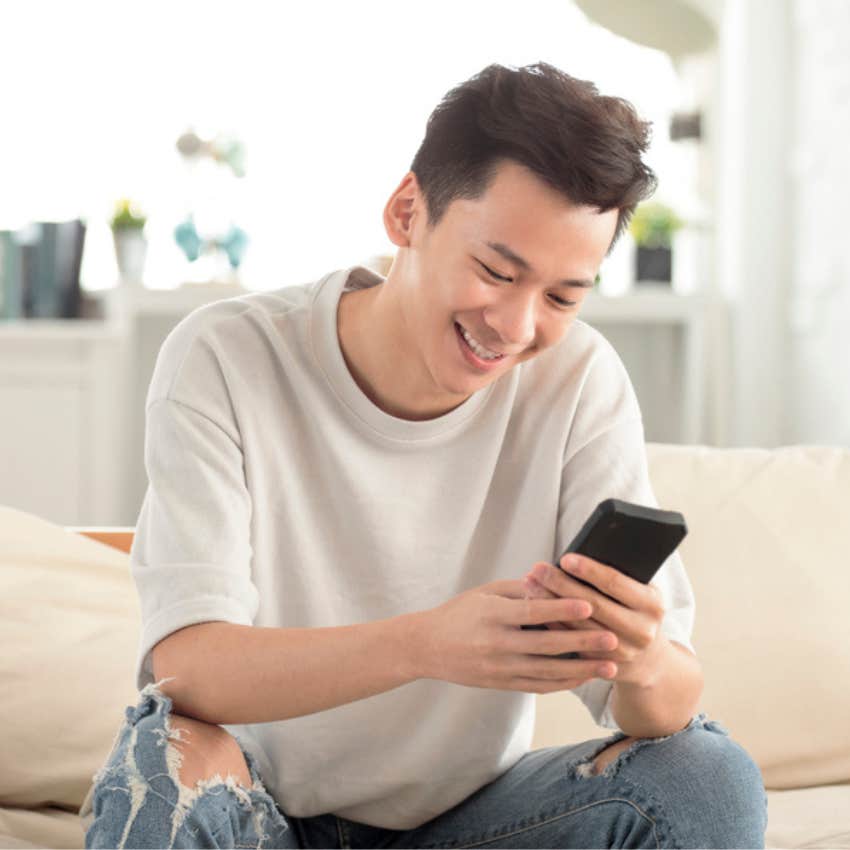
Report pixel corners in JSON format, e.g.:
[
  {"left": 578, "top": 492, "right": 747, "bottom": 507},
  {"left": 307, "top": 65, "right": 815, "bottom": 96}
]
[
  {"left": 479, "top": 261, "right": 512, "bottom": 282},
  {"left": 478, "top": 260, "right": 577, "bottom": 308}
]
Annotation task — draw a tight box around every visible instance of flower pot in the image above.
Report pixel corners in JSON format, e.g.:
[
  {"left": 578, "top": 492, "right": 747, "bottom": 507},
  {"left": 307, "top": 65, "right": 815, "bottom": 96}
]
[
  {"left": 113, "top": 229, "right": 148, "bottom": 284},
  {"left": 635, "top": 245, "right": 672, "bottom": 284}
]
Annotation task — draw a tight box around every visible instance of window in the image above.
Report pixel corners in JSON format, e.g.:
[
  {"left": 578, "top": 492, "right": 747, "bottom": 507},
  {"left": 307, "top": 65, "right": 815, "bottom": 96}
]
[{"left": 0, "top": 0, "right": 686, "bottom": 294}]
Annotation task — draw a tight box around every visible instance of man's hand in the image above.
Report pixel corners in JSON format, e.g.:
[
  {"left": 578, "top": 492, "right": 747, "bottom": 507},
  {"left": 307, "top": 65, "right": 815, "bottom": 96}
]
[
  {"left": 412, "top": 577, "right": 620, "bottom": 693},
  {"left": 523, "top": 554, "right": 668, "bottom": 687}
]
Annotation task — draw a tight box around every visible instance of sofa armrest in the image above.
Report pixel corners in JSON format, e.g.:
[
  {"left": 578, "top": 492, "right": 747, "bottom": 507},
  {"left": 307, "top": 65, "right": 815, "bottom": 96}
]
[{"left": 65, "top": 526, "right": 135, "bottom": 554}]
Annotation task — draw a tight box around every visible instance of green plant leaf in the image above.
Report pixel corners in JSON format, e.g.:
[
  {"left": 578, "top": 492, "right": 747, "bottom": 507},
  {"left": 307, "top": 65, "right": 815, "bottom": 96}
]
[
  {"left": 110, "top": 198, "right": 147, "bottom": 230},
  {"left": 628, "top": 201, "right": 684, "bottom": 248}
]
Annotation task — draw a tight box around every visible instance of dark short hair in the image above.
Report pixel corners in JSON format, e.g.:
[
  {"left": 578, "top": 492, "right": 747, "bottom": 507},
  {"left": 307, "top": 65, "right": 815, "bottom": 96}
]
[{"left": 409, "top": 61, "right": 658, "bottom": 255}]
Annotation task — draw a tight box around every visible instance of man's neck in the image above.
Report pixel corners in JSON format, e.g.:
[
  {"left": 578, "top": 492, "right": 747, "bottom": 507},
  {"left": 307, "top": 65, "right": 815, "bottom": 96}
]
[{"left": 336, "top": 280, "right": 470, "bottom": 421}]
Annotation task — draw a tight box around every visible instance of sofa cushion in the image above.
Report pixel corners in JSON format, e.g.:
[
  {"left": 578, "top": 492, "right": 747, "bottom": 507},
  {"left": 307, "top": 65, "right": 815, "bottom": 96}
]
[
  {"left": 0, "top": 506, "right": 140, "bottom": 811},
  {"left": 0, "top": 805, "right": 85, "bottom": 849},
  {"left": 533, "top": 442, "right": 850, "bottom": 790}
]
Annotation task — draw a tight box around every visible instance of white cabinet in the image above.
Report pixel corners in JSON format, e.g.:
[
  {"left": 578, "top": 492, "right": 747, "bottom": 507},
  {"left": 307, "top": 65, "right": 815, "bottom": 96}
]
[
  {"left": 0, "top": 321, "right": 131, "bottom": 525},
  {"left": 581, "top": 286, "right": 722, "bottom": 446},
  {"left": 0, "top": 281, "right": 722, "bottom": 525},
  {"left": 0, "top": 283, "right": 247, "bottom": 525}
]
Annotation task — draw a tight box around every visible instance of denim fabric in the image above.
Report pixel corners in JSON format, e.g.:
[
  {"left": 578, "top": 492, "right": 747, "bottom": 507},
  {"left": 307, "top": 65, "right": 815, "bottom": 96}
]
[{"left": 83, "top": 680, "right": 767, "bottom": 849}]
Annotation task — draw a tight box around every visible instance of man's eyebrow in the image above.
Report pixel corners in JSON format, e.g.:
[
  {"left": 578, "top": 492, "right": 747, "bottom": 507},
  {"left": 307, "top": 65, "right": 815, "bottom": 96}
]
[{"left": 484, "top": 241, "right": 596, "bottom": 288}]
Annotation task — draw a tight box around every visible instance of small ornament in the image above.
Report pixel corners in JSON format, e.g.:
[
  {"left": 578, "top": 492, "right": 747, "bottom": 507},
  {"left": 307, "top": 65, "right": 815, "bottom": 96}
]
[
  {"left": 175, "top": 129, "right": 246, "bottom": 177},
  {"left": 173, "top": 126, "right": 249, "bottom": 281},
  {"left": 173, "top": 215, "right": 249, "bottom": 270}
]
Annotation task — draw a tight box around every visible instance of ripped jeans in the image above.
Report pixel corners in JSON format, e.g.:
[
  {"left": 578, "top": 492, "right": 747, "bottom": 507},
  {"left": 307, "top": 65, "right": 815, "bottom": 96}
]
[{"left": 82, "top": 680, "right": 768, "bottom": 849}]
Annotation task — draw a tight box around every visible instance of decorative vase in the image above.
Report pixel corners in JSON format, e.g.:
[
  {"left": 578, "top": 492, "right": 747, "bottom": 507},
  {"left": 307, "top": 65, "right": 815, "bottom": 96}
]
[
  {"left": 635, "top": 245, "right": 672, "bottom": 285},
  {"left": 113, "top": 229, "right": 148, "bottom": 284}
]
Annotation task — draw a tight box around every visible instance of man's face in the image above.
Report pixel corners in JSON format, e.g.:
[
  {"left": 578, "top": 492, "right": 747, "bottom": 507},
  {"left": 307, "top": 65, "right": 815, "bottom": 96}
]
[{"left": 395, "top": 158, "right": 619, "bottom": 401}]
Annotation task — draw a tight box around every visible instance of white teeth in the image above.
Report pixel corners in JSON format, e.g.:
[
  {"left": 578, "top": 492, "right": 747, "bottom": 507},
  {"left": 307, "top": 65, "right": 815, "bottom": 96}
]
[{"left": 460, "top": 325, "right": 503, "bottom": 360}]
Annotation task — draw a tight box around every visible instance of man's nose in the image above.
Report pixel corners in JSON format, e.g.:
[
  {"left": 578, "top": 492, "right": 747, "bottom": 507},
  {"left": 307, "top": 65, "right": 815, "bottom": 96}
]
[{"left": 483, "top": 293, "right": 537, "bottom": 350}]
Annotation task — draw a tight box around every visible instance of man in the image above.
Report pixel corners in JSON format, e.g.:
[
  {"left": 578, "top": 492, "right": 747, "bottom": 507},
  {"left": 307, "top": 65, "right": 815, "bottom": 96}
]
[{"left": 85, "top": 61, "right": 767, "bottom": 849}]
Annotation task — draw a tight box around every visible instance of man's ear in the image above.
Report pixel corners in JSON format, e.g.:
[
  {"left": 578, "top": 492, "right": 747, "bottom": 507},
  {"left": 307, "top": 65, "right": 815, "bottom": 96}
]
[{"left": 383, "top": 171, "right": 423, "bottom": 249}]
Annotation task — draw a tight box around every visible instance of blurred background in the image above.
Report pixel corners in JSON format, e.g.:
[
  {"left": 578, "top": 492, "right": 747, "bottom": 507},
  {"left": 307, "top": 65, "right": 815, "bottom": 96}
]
[{"left": 1, "top": 0, "right": 847, "bottom": 526}]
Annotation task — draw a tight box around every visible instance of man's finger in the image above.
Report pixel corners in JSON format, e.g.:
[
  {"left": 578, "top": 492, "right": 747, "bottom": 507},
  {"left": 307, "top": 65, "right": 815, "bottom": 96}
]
[
  {"left": 483, "top": 579, "right": 529, "bottom": 599},
  {"left": 508, "top": 596, "right": 593, "bottom": 626}
]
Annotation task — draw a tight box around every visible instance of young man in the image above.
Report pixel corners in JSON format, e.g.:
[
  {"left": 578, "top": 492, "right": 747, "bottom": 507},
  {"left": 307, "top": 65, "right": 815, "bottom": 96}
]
[{"left": 84, "top": 62, "right": 767, "bottom": 849}]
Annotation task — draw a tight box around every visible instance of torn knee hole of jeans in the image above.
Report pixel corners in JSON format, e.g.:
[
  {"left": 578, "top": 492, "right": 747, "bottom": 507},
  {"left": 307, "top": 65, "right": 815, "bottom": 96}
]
[
  {"left": 165, "top": 720, "right": 264, "bottom": 804},
  {"left": 573, "top": 718, "right": 702, "bottom": 779},
  {"left": 573, "top": 740, "right": 639, "bottom": 779},
  {"left": 158, "top": 736, "right": 261, "bottom": 837},
  {"left": 130, "top": 680, "right": 266, "bottom": 803}
]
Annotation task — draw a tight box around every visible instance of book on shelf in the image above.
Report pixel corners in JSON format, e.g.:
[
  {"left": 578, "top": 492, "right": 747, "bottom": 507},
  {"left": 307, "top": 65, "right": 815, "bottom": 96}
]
[{"left": 0, "top": 219, "right": 87, "bottom": 320}]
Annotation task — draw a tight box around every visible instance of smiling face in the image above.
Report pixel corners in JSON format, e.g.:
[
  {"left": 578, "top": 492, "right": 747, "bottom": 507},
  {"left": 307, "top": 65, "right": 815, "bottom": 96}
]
[{"left": 382, "top": 159, "right": 619, "bottom": 403}]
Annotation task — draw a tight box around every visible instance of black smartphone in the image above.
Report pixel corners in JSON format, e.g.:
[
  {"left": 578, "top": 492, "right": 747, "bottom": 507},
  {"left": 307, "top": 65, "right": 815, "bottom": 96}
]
[{"left": 521, "top": 498, "right": 687, "bottom": 659}]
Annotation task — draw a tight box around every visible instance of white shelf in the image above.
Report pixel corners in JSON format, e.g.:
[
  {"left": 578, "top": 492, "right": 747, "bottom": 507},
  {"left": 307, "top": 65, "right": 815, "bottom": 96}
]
[
  {"left": 93, "top": 281, "right": 250, "bottom": 318},
  {"left": 0, "top": 320, "right": 127, "bottom": 339},
  {"left": 583, "top": 289, "right": 708, "bottom": 322}
]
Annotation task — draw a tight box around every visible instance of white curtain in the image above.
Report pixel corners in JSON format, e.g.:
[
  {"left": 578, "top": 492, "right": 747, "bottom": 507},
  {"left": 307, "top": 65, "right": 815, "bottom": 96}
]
[{"left": 787, "top": 0, "right": 850, "bottom": 446}]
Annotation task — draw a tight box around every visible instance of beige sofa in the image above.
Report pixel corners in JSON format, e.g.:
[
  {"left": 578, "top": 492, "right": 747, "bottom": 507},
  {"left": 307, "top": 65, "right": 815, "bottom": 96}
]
[{"left": 1, "top": 442, "right": 848, "bottom": 849}]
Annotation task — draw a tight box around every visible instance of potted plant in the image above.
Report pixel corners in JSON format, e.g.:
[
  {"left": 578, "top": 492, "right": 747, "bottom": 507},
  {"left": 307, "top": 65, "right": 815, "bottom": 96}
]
[
  {"left": 628, "top": 201, "right": 684, "bottom": 285},
  {"left": 110, "top": 198, "right": 148, "bottom": 284}
]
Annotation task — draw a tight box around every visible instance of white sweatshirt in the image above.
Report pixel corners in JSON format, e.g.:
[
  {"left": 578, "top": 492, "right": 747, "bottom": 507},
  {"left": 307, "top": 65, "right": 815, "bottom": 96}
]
[{"left": 131, "top": 264, "right": 696, "bottom": 830}]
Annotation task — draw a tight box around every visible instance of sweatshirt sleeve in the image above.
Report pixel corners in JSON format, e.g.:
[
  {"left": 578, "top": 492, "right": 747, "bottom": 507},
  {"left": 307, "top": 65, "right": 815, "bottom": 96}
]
[
  {"left": 555, "top": 338, "right": 697, "bottom": 731},
  {"left": 131, "top": 319, "right": 259, "bottom": 692}
]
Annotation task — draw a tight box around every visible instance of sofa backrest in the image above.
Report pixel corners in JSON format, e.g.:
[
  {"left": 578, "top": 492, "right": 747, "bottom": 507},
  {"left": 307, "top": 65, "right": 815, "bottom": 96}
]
[{"left": 533, "top": 442, "right": 850, "bottom": 790}]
